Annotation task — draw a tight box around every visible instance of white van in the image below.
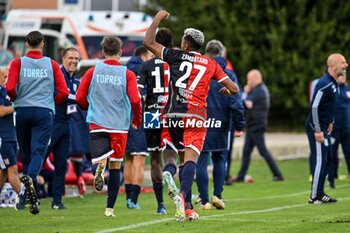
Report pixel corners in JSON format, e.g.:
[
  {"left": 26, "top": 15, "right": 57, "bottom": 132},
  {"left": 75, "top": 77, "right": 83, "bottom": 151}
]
[{"left": 2, "top": 10, "right": 153, "bottom": 74}]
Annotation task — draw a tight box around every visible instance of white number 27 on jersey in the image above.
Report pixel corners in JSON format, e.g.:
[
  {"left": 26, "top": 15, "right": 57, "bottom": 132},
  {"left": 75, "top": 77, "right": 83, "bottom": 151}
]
[{"left": 175, "top": 61, "right": 206, "bottom": 91}]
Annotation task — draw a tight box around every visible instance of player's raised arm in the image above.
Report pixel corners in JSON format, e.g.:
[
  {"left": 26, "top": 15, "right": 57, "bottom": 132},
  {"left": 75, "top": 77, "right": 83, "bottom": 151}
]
[{"left": 144, "top": 10, "right": 170, "bottom": 59}]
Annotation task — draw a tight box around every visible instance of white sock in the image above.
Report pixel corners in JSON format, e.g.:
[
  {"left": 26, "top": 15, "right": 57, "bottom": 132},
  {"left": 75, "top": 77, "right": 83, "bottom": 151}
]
[{"left": 19, "top": 183, "right": 25, "bottom": 195}]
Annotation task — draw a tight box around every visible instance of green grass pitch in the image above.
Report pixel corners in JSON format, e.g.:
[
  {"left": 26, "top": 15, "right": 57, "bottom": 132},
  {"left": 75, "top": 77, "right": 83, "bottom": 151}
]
[{"left": 1, "top": 159, "right": 350, "bottom": 233}]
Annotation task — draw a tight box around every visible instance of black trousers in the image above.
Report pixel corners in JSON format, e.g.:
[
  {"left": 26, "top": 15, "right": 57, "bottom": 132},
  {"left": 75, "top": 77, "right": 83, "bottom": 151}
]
[
  {"left": 237, "top": 129, "right": 282, "bottom": 180},
  {"left": 45, "top": 121, "right": 70, "bottom": 204}
]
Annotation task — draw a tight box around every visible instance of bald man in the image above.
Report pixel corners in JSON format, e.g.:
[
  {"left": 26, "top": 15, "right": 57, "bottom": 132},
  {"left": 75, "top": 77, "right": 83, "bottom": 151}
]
[
  {"left": 306, "top": 53, "right": 348, "bottom": 204},
  {"left": 235, "top": 69, "right": 284, "bottom": 182}
]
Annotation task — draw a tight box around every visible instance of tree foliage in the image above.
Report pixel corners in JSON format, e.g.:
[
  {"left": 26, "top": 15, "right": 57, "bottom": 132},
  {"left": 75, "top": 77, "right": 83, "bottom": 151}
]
[{"left": 144, "top": 0, "right": 350, "bottom": 130}]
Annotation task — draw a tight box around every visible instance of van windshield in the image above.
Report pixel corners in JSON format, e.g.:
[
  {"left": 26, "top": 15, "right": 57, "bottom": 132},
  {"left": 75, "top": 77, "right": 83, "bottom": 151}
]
[
  {"left": 0, "top": 49, "right": 13, "bottom": 67},
  {"left": 7, "top": 36, "right": 61, "bottom": 61},
  {"left": 82, "top": 36, "right": 144, "bottom": 59}
]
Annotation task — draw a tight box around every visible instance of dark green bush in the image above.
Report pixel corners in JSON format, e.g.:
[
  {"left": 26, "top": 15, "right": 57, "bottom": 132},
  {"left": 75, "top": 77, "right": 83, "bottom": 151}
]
[{"left": 145, "top": 1, "right": 350, "bottom": 131}]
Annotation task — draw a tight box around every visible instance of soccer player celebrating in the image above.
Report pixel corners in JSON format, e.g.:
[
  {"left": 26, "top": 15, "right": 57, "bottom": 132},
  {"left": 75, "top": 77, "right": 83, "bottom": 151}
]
[
  {"left": 138, "top": 28, "right": 175, "bottom": 214},
  {"left": 76, "top": 36, "right": 142, "bottom": 217},
  {"left": 144, "top": 10, "right": 239, "bottom": 221}
]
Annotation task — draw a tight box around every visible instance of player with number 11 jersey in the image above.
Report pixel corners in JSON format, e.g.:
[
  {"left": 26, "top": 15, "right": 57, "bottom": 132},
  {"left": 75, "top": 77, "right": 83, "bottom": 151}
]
[
  {"left": 137, "top": 28, "right": 174, "bottom": 215},
  {"left": 138, "top": 57, "right": 169, "bottom": 113}
]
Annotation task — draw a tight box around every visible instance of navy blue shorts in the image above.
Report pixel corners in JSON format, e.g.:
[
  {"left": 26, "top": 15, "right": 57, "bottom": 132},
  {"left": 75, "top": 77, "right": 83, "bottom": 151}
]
[
  {"left": 0, "top": 139, "right": 18, "bottom": 169},
  {"left": 125, "top": 127, "right": 148, "bottom": 155}
]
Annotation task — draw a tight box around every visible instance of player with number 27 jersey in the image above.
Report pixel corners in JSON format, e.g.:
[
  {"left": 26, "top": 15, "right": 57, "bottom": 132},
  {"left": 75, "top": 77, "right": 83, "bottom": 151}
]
[
  {"left": 144, "top": 10, "right": 239, "bottom": 222},
  {"left": 161, "top": 48, "right": 228, "bottom": 119}
]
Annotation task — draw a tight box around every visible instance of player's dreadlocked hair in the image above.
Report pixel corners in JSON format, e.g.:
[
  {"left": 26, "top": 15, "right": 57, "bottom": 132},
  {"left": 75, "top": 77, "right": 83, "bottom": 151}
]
[
  {"left": 156, "top": 28, "right": 173, "bottom": 48},
  {"left": 183, "top": 28, "right": 205, "bottom": 51}
]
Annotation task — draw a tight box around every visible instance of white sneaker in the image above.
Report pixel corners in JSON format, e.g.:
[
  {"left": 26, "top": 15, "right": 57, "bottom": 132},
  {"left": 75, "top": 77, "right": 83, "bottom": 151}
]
[
  {"left": 162, "top": 171, "right": 179, "bottom": 199},
  {"left": 201, "top": 202, "right": 212, "bottom": 210},
  {"left": 195, "top": 196, "right": 202, "bottom": 205},
  {"left": 173, "top": 193, "right": 185, "bottom": 222},
  {"left": 104, "top": 208, "right": 116, "bottom": 217},
  {"left": 212, "top": 195, "right": 225, "bottom": 209}
]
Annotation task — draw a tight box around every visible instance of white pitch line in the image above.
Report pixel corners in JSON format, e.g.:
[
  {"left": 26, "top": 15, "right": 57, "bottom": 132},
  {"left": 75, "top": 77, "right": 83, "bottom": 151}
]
[
  {"left": 202, "top": 196, "right": 350, "bottom": 220},
  {"left": 226, "top": 184, "right": 349, "bottom": 201},
  {"left": 226, "top": 191, "right": 309, "bottom": 201},
  {"left": 95, "top": 218, "right": 174, "bottom": 233},
  {"left": 199, "top": 203, "right": 307, "bottom": 220},
  {"left": 95, "top": 188, "right": 350, "bottom": 233},
  {"left": 95, "top": 203, "right": 306, "bottom": 233}
]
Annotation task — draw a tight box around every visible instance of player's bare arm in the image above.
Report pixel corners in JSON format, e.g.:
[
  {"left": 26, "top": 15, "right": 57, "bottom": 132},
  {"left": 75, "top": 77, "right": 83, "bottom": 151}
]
[
  {"left": 0, "top": 105, "right": 14, "bottom": 117},
  {"left": 144, "top": 10, "right": 169, "bottom": 58},
  {"left": 219, "top": 77, "right": 239, "bottom": 96}
]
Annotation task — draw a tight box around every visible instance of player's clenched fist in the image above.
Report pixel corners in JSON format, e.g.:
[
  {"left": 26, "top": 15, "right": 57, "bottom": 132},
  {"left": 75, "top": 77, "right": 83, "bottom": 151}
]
[{"left": 155, "top": 10, "right": 170, "bottom": 20}]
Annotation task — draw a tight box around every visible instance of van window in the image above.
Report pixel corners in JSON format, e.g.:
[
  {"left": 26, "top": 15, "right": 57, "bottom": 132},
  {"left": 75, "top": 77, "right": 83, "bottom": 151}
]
[
  {"left": 82, "top": 36, "right": 143, "bottom": 59},
  {"left": 66, "top": 34, "right": 77, "bottom": 45},
  {"left": 7, "top": 37, "right": 26, "bottom": 58},
  {"left": 8, "top": 36, "right": 61, "bottom": 61},
  {"left": 0, "top": 49, "right": 13, "bottom": 67}
]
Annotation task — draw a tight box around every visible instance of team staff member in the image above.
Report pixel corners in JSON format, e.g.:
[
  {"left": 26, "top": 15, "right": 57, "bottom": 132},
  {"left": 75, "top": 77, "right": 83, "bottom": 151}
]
[
  {"left": 0, "top": 68, "right": 26, "bottom": 213},
  {"left": 76, "top": 36, "right": 142, "bottom": 217},
  {"left": 328, "top": 73, "right": 350, "bottom": 187},
  {"left": 6, "top": 30, "right": 69, "bottom": 214},
  {"left": 196, "top": 40, "right": 244, "bottom": 210},
  {"left": 138, "top": 28, "right": 174, "bottom": 215},
  {"left": 45, "top": 47, "right": 80, "bottom": 210},
  {"left": 306, "top": 53, "right": 347, "bottom": 204},
  {"left": 66, "top": 47, "right": 90, "bottom": 196},
  {"left": 235, "top": 69, "right": 284, "bottom": 182},
  {"left": 144, "top": 10, "right": 239, "bottom": 222}
]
